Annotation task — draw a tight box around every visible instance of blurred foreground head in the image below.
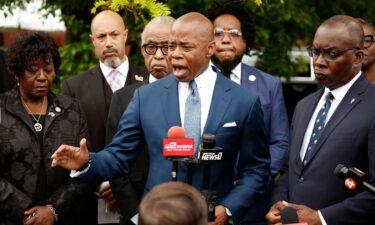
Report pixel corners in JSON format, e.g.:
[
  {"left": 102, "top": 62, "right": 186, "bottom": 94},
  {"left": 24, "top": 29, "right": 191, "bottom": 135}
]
[{"left": 139, "top": 182, "right": 208, "bottom": 225}]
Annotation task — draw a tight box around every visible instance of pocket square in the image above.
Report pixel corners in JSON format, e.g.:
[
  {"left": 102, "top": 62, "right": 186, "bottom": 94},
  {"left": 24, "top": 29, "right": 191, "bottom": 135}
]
[{"left": 222, "top": 122, "right": 237, "bottom": 127}]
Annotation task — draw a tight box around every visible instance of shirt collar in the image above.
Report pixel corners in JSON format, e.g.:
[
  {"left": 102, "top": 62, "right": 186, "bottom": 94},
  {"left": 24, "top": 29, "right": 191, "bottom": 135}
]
[
  {"left": 178, "top": 64, "right": 217, "bottom": 89},
  {"left": 149, "top": 74, "right": 158, "bottom": 83},
  {"left": 324, "top": 71, "right": 362, "bottom": 101},
  {"left": 99, "top": 57, "right": 129, "bottom": 78},
  {"left": 231, "top": 63, "right": 242, "bottom": 80}
]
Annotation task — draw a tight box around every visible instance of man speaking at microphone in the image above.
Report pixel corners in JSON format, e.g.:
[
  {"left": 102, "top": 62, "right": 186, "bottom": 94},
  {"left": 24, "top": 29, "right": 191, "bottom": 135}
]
[
  {"left": 51, "top": 12, "right": 270, "bottom": 225},
  {"left": 267, "top": 15, "right": 375, "bottom": 225}
]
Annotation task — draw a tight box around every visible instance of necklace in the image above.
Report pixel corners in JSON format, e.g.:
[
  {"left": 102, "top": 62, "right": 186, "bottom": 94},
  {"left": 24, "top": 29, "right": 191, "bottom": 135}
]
[{"left": 22, "top": 97, "right": 46, "bottom": 132}]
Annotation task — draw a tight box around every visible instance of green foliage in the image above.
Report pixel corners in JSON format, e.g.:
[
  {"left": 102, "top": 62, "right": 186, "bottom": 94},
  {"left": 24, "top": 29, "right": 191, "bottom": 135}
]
[{"left": 2, "top": 0, "right": 375, "bottom": 86}]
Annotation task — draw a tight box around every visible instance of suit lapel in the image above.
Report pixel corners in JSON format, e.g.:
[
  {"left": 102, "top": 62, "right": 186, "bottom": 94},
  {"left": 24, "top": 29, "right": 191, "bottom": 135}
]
[
  {"left": 160, "top": 75, "right": 182, "bottom": 128},
  {"left": 303, "top": 75, "right": 368, "bottom": 168},
  {"left": 127, "top": 63, "right": 146, "bottom": 85},
  {"left": 240, "top": 63, "right": 259, "bottom": 93},
  {"left": 89, "top": 65, "right": 110, "bottom": 117},
  {"left": 204, "top": 73, "right": 232, "bottom": 134},
  {"left": 292, "top": 89, "right": 324, "bottom": 169}
]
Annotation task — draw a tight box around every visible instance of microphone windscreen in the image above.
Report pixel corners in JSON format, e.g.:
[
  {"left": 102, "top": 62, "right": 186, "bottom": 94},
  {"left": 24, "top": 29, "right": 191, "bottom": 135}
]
[
  {"left": 167, "top": 126, "right": 186, "bottom": 138},
  {"left": 334, "top": 164, "right": 346, "bottom": 177},
  {"left": 281, "top": 206, "right": 298, "bottom": 224}
]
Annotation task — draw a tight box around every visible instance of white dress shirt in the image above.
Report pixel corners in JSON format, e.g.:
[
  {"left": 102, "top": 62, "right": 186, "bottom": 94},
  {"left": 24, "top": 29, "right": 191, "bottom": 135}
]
[
  {"left": 179, "top": 65, "right": 217, "bottom": 134},
  {"left": 100, "top": 58, "right": 129, "bottom": 88},
  {"left": 230, "top": 63, "right": 242, "bottom": 85},
  {"left": 299, "top": 71, "right": 361, "bottom": 225}
]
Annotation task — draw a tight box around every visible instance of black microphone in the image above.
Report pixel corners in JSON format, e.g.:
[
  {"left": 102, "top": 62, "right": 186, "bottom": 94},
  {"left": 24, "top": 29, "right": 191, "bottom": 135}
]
[
  {"left": 197, "top": 134, "right": 223, "bottom": 222},
  {"left": 334, "top": 164, "right": 375, "bottom": 194},
  {"left": 198, "top": 134, "right": 224, "bottom": 164},
  {"left": 281, "top": 207, "right": 298, "bottom": 224}
]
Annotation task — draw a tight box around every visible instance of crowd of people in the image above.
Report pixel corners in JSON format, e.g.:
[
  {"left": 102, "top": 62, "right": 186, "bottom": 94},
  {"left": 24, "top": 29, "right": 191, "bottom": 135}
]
[{"left": 1, "top": 1, "right": 375, "bottom": 225}]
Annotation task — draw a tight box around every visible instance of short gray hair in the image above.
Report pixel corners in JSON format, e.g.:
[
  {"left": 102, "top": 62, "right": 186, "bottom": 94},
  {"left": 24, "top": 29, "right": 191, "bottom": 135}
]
[{"left": 141, "top": 16, "right": 175, "bottom": 44}]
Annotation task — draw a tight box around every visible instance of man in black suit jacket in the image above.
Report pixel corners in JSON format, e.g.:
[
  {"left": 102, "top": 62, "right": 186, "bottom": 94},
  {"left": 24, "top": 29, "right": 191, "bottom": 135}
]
[
  {"left": 61, "top": 10, "right": 148, "bottom": 225},
  {"left": 106, "top": 16, "right": 174, "bottom": 225},
  {"left": 267, "top": 15, "right": 375, "bottom": 225}
]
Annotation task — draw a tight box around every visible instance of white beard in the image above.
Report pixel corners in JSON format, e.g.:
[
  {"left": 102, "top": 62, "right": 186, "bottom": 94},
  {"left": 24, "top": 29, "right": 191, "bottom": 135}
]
[{"left": 104, "top": 57, "right": 122, "bottom": 68}]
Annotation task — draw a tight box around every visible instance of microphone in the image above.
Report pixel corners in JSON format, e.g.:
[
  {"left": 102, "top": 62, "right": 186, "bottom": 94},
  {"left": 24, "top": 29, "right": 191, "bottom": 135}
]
[
  {"left": 163, "top": 126, "right": 196, "bottom": 181},
  {"left": 163, "top": 126, "right": 194, "bottom": 158},
  {"left": 334, "top": 164, "right": 375, "bottom": 194},
  {"left": 198, "top": 134, "right": 224, "bottom": 163},
  {"left": 280, "top": 207, "right": 307, "bottom": 225}
]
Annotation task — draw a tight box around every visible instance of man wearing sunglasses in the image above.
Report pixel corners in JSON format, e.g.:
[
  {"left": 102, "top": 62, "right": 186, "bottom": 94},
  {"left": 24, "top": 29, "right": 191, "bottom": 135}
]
[
  {"left": 105, "top": 16, "right": 175, "bottom": 225},
  {"left": 357, "top": 18, "right": 375, "bottom": 84},
  {"left": 206, "top": 2, "right": 289, "bottom": 225},
  {"left": 267, "top": 15, "right": 375, "bottom": 225}
]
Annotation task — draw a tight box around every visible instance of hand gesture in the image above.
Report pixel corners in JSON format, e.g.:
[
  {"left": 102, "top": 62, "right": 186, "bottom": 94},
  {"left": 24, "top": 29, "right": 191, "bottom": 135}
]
[{"left": 51, "top": 138, "right": 89, "bottom": 170}]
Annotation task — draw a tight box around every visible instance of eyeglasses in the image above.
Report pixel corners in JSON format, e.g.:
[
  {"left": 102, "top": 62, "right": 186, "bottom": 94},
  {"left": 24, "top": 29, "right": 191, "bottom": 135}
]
[
  {"left": 214, "top": 28, "right": 242, "bottom": 39},
  {"left": 142, "top": 44, "right": 168, "bottom": 55},
  {"left": 307, "top": 46, "right": 359, "bottom": 61},
  {"left": 364, "top": 35, "right": 374, "bottom": 49}
]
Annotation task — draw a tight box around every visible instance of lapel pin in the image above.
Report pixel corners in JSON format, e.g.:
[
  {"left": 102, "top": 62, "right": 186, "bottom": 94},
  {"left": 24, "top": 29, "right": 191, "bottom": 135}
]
[
  {"left": 135, "top": 75, "right": 144, "bottom": 82},
  {"left": 48, "top": 112, "right": 55, "bottom": 117},
  {"left": 350, "top": 98, "right": 355, "bottom": 104},
  {"left": 248, "top": 75, "right": 256, "bottom": 82},
  {"left": 55, "top": 106, "right": 61, "bottom": 112}
]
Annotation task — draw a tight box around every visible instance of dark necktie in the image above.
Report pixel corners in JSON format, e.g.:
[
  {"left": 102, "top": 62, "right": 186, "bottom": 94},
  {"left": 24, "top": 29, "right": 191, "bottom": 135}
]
[
  {"left": 303, "top": 92, "right": 334, "bottom": 165},
  {"left": 184, "top": 80, "right": 201, "bottom": 153}
]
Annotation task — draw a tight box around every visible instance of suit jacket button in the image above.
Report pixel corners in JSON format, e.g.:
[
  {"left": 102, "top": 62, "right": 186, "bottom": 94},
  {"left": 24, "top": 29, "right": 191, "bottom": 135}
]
[{"left": 299, "top": 177, "right": 304, "bottom": 183}]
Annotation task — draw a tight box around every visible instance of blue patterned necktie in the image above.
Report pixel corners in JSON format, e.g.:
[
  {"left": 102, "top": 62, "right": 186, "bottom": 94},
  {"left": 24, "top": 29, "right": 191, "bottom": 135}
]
[
  {"left": 303, "top": 92, "right": 334, "bottom": 165},
  {"left": 184, "top": 80, "right": 201, "bottom": 153}
]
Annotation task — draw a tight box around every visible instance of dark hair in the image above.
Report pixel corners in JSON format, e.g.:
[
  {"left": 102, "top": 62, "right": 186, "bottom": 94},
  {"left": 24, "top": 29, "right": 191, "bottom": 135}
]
[
  {"left": 139, "top": 182, "right": 208, "bottom": 225},
  {"left": 6, "top": 31, "right": 61, "bottom": 79},
  {"left": 205, "top": 1, "right": 255, "bottom": 54}
]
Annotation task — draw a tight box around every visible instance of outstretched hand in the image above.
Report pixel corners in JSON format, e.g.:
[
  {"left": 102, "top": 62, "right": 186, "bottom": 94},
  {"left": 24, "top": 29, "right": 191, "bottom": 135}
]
[{"left": 51, "top": 138, "right": 89, "bottom": 170}]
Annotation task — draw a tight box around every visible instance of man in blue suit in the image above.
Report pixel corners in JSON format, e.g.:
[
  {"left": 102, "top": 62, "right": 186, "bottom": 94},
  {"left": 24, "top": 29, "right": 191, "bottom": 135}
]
[
  {"left": 206, "top": 2, "right": 289, "bottom": 224},
  {"left": 267, "top": 15, "right": 375, "bottom": 225},
  {"left": 52, "top": 12, "right": 270, "bottom": 225}
]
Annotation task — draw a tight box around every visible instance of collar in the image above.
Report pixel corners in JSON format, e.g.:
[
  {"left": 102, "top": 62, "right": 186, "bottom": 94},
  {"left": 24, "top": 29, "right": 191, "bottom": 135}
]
[
  {"left": 231, "top": 63, "right": 242, "bottom": 81},
  {"left": 149, "top": 74, "right": 158, "bottom": 83},
  {"left": 99, "top": 57, "right": 129, "bottom": 78},
  {"left": 179, "top": 64, "right": 217, "bottom": 89},
  {"left": 324, "top": 71, "right": 362, "bottom": 101}
]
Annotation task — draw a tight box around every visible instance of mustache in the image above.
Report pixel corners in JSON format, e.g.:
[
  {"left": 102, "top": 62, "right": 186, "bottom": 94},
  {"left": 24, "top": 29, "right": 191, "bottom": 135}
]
[{"left": 103, "top": 48, "right": 118, "bottom": 54}]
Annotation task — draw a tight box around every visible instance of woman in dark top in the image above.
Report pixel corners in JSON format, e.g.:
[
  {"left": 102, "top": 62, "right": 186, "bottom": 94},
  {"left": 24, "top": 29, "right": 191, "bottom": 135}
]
[{"left": 0, "top": 31, "right": 90, "bottom": 225}]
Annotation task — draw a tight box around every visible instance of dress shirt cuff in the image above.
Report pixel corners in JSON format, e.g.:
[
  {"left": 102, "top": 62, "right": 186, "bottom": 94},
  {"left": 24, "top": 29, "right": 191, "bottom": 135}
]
[
  {"left": 318, "top": 210, "right": 328, "bottom": 225},
  {"left": 225, "top": 207, "right": 234, "bottom": 225},
  {"left": 69, "top": 163, "right": 91, "bottom": 178}
]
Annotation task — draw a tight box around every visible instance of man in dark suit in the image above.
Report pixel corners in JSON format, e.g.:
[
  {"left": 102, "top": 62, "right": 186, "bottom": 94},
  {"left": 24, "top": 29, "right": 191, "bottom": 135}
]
[
  {"left": 206, "top": 3, "right": 289, "bottom": 224},
  {"left": 52, "top": 12, "right": 270, "bottom": 225},
  {"left": 267, "top": 15, "right": 375, "bottom": 225},
  {"left": 61, "top": 10, "right": 148, "bottom": 224},
  {"left": 106, "top": 16, "right": 174, "bottom": 225}
]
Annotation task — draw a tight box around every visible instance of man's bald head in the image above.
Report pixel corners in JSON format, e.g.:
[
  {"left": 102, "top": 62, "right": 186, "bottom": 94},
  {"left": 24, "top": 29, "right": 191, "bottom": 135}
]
[
  {"left": 91, "top": 10, "right": 126, "bottom": 34},
  {"left": 169, "top": 12, "right": 216, "bottom": 82},
  {"left": 90, "top": 10, "right": 128, "bottom": 67},
  {"left": 318, "top": 15, "right": 364, "bottom": 49},
  {"left": 173, "top": 12, "right": 214, "bottom": 43},
  {"left": 312, "top": 15, "right": 364, "bottom": 89}
]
